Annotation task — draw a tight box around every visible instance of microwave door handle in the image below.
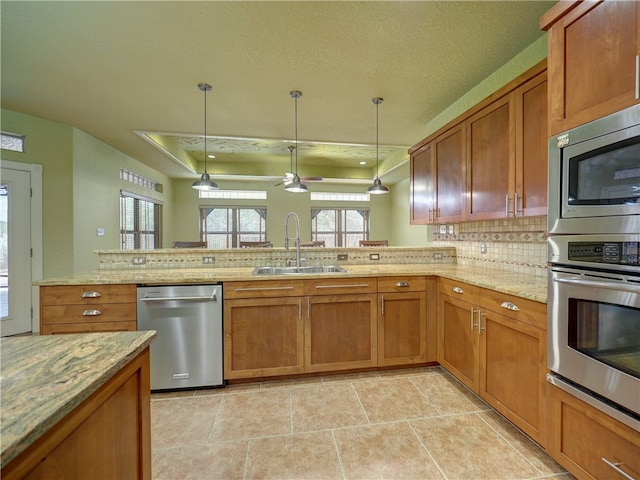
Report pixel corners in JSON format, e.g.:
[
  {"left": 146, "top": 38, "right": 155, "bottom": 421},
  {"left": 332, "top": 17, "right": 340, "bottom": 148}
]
[{"left": 553, "top": 277, "right": 640, "bottom": 295}]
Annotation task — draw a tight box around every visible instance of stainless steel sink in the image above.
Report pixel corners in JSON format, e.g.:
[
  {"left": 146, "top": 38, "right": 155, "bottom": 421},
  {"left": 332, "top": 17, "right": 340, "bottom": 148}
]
[{"left": 252, "top": 265, "right": 348, "bottom": 275}]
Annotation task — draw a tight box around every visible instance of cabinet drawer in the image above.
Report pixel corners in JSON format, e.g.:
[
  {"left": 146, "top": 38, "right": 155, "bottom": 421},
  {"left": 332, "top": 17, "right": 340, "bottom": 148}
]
[
  {"left": 479, "top": 288, "right": 546, "bottom": 329},
  {"left": 41, "top": 321, "right": 137, "bottom": 335},
  {"left": 41, "top": 303, "right": 136, "bottom": 324},
  {"left": 304, "top": 277, "right": 377, "bottom": 296},
  {"left": 378, "top": 276, "right": 426, "bottom": 293},
  {"left": 438, "top": 278, "right": 479, "bottom": 303},
  {"left": 40, "top": 284, "right": 136, "bottom": 305},
  {"left": 224, "top": 280, "right": 304, "bottom": 299}
]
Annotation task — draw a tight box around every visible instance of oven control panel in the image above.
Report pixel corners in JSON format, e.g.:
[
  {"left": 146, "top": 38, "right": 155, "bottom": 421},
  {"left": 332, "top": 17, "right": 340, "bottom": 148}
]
[{"left": 568, "top": 241, "right": 640, "bottom": 266}]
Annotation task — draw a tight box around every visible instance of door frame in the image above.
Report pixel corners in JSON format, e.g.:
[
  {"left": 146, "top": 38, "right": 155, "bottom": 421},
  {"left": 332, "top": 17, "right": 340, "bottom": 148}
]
[{"left": 1, "top": 159, "right": 43, "bottom": 333}]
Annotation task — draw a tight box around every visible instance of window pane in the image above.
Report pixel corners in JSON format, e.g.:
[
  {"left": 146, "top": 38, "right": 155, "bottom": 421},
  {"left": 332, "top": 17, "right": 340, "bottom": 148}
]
[
  {"left": 200, "top": 207, "right": 267, "bottom": 248},
  {"left": 120, "top": 193, "right": 162, "bottom": 250},
  {"left": 311, "top": 208, "right": 369, "bottom": 247}
]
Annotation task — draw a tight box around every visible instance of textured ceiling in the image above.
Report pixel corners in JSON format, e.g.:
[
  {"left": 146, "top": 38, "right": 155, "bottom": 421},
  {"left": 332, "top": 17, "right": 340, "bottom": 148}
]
[{"left": 1, "top": 1, "right": 554, "bottom": 184}]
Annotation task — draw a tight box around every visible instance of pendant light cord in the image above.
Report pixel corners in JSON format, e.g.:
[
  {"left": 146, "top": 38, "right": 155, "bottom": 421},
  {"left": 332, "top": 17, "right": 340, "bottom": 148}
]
[
  {"left": 294, "top": 93, "right": 298, "bottom": 174},
  {"left": 203, "top": 85, "right": 208, "bottom": 174},
  {"left": 375, "top": 99, "right": 379, "bottom": 179}
]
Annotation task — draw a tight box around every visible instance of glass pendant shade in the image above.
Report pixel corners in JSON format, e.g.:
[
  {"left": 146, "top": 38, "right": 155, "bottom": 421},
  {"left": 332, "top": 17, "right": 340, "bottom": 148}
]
[
  {"left": 367, "top": 96, "right": 389, "bottom": 195},
  {"left": 192, "top": 82, "right": 218, "bottom": 191}
]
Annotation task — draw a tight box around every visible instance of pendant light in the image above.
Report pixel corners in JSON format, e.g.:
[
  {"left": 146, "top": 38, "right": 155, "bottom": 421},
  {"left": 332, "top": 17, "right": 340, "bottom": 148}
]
[
  {"left": 285, "top": 90, "right": 309, "bottom": 193},
  {"left": 366, "top": 97, "right": 389, "bottom": 195},
  {"left": 192, "top": 82, "right": 219, "bottom": 191}
]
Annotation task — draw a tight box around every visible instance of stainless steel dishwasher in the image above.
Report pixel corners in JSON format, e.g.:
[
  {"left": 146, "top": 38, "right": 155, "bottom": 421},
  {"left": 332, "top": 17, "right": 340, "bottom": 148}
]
[{"left": 137, "top": 284, "right": 223, "bottom": 390}]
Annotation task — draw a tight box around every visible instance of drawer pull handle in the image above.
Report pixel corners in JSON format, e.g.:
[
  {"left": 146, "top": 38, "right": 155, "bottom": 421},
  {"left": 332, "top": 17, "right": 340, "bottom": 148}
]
[
  {"left": 452, "top": 286, "right": 464, "bottom": 294},
  {"left": 234, "top": 286, "right": 294, "bottom": 292},
  {"left": 395, "top": 281, "right": 409, "bottom": 288},
  {"left": 82, "top": 309, "right": 101, "bottom": 316},
  {"left": 314, "top": 284, "right": 369, "bottom": 289},
  {"left": 81, "top": 291, "right": 101, "bottom": 298},
  {"left": 602, "top": 458, "right": 636, "bottom": 480},
  {"left": 500, "top": 301, "right": 519, "bottom": 312}
]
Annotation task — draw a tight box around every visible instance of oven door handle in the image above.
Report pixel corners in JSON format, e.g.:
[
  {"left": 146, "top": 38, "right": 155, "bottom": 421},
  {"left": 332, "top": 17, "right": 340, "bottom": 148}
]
[{"left": 553, "top": 276, "right": 640, "bottom": 294}]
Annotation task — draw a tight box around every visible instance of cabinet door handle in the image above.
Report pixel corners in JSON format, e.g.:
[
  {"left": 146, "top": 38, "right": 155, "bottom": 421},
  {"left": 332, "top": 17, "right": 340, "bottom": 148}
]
[
  {"left": 602, "top": 458, "right": 636, "bottom": 480},
  {"left": 505, "top": 194, "right": 514, "bottom": 217},
  {"left": 452, "top": 286, "right": 464, "bottom": 294},
  {"left": 636, "top": 54, "right": 639, "bottom": 100},
  {"left": 500, "top": 301, "right": 520, "bottom": 312},
  {"left": 314, "top": 284, "right": 369, "bottom": 290},
  {"left": 470, "top": 307, "right": 478, "bottom": 331},
  {"left": 82, "top": 309, "right": 101, "bottom": 316},
  {"left": 478, "top": 311, "right": 485, "bottom": 333},
  {"left": 81, "top": 291, "right": 101, "bottom": 298},
  {"left": 514, "top": 192, "right": 522, "bottom": 216},
  {"left": 395, "top": 281, "right": 409, "bottom": 288},
  {"left": 381, "top": 295, "right": 385, "bottom": 315}
]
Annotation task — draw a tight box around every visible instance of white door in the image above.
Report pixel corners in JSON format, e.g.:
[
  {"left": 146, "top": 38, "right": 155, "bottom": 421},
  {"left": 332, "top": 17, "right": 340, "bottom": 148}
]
[{"left": 0, "top": 167, "right": 32, "bottom": 336}]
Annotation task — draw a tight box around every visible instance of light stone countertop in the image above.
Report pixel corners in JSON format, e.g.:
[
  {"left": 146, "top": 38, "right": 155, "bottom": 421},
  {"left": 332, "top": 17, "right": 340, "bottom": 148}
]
[
  {"left": 0, "top": 331, "right": 157, "bottom": 468},
  {"left": 35, "top": 264, "right": 547, "bottom": 303}
]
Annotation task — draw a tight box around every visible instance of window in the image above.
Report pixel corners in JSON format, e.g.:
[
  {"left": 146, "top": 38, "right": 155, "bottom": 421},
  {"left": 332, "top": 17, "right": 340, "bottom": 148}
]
[
  {"left": 311, "top": 208, "right": 369, "bottom": 247},
  {"left": 1, "top": 132, "right": 25, "bottom": 153},
  {"left": 120, "top": 191, "right": 162, "bottom": 249},
  {"left": 200, "top": 207, "right": 267, "bottom": 248}
]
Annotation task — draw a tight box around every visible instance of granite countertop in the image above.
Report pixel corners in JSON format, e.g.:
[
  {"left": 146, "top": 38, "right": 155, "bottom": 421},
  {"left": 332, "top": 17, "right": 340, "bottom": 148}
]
[
  {"left": 35, "top": 264, "right": 548, "bottom": 303},
  {"left": 0, "top": 331, "right": 157, "bottom": 468}
]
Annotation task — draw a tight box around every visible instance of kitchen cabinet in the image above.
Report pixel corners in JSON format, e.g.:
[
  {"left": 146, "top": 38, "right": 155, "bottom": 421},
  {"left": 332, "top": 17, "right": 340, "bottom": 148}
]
[
  {"left": 40, "top": 284, "right": 137, "bottom": 334},
  {"left": 409, "top": 61, "right": 547, "bottom": 223},
  {"left": 224, "top": 280, "right": 304, "bottom": 379},
  {"left": 541, "top": 0, "right": 640, "bottom": 136},
  {"left": 377, "top": 276, "right": 429, "bottom": 366},
  {"left": 547, "top": 383, "right": 640, "bottom": 480},
  {"left": 304, "top": 278, "right": 378, "bottom": 373},
  {"left": 438, "top": 278, "right": 547, "bottom": 445},
  {"left": 2, "top": 347, "right": 151, "bottom": 480}
]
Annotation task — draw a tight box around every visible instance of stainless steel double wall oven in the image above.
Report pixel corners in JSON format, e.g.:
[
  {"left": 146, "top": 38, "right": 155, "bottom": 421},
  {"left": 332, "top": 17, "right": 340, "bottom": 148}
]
[{"left": 547, "top": 104, "right": 640, "bottom": 431}]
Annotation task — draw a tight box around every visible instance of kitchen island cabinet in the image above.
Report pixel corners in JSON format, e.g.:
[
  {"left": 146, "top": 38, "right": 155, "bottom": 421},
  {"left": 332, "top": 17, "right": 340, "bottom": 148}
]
[
  {"left": 541, "top": 0, "right": 640, "bottom": 136},
  {"left": 438, "top": 278, "right": 547, "bottom": 446},
  {"left": 0, "top": 332, "right": 155, "bottom": 480}
]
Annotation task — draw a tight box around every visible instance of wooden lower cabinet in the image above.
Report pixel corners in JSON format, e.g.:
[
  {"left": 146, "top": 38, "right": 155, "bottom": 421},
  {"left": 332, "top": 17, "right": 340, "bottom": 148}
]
[
  {"left": 40, "top": 284, "right": 137, "bottom": 334},
  {"left": 305, "top": 293, "right": 378, "bottom": 372},
  {"left": 378, "top": 276, "right": 430, "bottom": 366},
  {"left": 438, "top": 278, "right": 547, "bottom": 446},
  {"left": 2, "top": 348, "right": 151, "bottom": 480},
  {"left": 224, "top": 296, "right": 304, "bottom": 379},
  {"left": 547, "top": 383, "right": 640, "bottom": 480}
]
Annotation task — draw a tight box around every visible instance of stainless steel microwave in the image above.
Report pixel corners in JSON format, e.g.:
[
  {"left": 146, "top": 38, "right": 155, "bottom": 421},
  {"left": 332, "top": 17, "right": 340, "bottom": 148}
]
[{"left": 548, "top": 104, "right": 640, "bottom": 235}]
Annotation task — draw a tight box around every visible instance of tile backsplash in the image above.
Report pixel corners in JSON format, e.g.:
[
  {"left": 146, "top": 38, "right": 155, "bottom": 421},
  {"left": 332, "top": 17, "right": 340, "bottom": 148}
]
[{"left": 431, "top": 216, "right": 547, "bottom": 277}]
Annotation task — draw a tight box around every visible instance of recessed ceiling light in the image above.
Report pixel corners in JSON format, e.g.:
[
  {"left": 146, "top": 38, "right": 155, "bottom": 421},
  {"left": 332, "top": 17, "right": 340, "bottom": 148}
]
[
  {"left": 207, "top": 154, "right": 216, "bottom": 159},
  {"left": 359, "top": 161, "right": 366, "bottom": 165}
]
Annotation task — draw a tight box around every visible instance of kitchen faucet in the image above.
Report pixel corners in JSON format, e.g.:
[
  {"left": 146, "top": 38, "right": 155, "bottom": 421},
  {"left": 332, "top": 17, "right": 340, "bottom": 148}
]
[{"left": 284, "top": 212, "right": 302, "bottom": 268}]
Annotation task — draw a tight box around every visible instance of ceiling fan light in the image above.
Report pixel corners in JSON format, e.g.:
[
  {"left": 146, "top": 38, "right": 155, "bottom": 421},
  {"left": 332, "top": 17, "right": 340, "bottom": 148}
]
[
  {"left": 284, "top": 174, "right": 309, "bottom": 193},
  {"left": 367, "top": 177, "right": 389, "bottom": 194}
]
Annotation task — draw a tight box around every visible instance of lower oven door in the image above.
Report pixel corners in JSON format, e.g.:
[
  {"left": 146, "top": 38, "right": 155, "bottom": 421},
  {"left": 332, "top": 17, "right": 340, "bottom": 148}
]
[{"left": 548, "top": 267, "right": 640, "bottom": 417}]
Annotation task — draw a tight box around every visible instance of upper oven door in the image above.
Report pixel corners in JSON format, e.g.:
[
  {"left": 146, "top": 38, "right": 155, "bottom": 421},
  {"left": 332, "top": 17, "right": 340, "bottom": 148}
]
[{"left": 562, "top": 125, "right": 640, "bottom": 218}]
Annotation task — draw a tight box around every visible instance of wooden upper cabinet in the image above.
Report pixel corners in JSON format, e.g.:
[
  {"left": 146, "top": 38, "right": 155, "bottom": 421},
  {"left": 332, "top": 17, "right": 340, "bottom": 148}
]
[
  {"left": 409, "top": 142, "right": 434, "bottom": 224},
  {"left": 515, "top": 71, "right": 548, "bottom": 217},
  {"left": 466, "top": 95, "right": 515, "bottom": 220},
  {"left": 542, "top": 0, "right": 640, "bottom": 135},
  {"left": 434, "top": 124, "right": 465, "bottom": 223}
]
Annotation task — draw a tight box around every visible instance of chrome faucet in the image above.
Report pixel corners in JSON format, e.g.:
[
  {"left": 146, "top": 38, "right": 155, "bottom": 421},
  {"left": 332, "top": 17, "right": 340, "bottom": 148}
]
[{"left": 284, "top": 212, "right": 301, "bottom": 268}]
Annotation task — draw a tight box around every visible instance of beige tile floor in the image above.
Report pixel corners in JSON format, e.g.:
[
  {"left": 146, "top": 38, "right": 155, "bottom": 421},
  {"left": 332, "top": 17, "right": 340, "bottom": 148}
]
[{"left": 151, "top": 367, "right": 575, "bottom": 480}]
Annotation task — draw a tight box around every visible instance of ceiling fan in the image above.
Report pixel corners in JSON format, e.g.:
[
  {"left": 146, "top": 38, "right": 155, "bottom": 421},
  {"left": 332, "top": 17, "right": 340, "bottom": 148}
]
[{"left": 273, "top": 145, "right": 323, "bottom": 187}]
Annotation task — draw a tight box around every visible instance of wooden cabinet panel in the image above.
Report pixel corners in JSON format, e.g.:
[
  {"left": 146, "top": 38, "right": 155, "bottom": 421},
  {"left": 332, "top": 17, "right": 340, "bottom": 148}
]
[
  {"left": 305, "top": 294, "right": 377, "bottom": 372},
  {"left": 434, "top": 125, "right": 466, "bottom": 222},
  {"left": 466, "top": 96, "right": 515, "bottom": 220},
  {"left": 479, "top": 309, "right": 546, "bottom": 444},
  {"left": 410, "top": 142, "right": 434, "bottom": 225},
  {"left": 515, "top": 71, "right": 548, "bottom": 217},
  {"left": 437, "top": 292, "right": 479, "bottom": 392},
  {"left": 547, "top": 383, "right": 640, "bottom": 480},
  {"left": 224, "top": 280, "right": 304, "bottom": 299},
  {"left": 224, "top": 297, "right": 303, "bottom": 379},
  {"left": 439, "top": 277, "right": 480, "bottom": 304},
  {"left": 542, "top": 0, "right": 640, "bottom": 135},
  {"left": 378, "top": 291, "right": 427, "bottom": 366},
  {"left": 40, "top": 284, "right": 137, "bottom": 335}
]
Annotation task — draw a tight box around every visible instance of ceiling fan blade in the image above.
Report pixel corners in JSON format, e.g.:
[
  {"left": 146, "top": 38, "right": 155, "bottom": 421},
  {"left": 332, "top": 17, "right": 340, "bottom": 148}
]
[{"left": 301, "top": 177, "right": 323, "bottom": 182}]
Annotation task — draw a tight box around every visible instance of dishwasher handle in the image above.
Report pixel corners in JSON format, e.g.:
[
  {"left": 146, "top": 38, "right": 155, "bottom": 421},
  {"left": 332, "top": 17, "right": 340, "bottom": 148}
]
[{"left": 141, "top": 294, "right": 218, "bottom": 302}]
